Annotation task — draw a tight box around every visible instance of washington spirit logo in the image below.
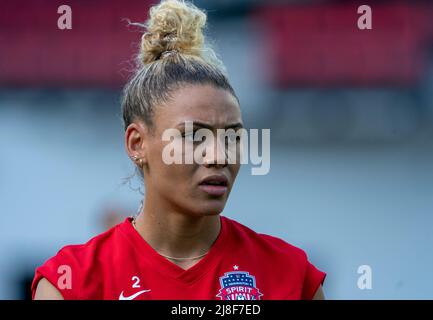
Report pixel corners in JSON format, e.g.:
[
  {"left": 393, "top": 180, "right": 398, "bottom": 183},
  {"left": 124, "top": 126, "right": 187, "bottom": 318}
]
[{"left": 216, "top": 265, "right": 263, "bottom": 300}]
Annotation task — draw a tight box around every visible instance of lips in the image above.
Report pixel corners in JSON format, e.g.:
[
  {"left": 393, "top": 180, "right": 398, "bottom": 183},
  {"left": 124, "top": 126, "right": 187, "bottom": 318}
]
[{"left": 199, "top": 174, "right": 228, "bottom": 196}]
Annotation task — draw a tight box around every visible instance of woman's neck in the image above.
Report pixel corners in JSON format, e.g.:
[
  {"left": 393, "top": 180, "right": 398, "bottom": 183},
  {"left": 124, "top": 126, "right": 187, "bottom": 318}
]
[{"left": 133, "top": 196, "right": 221, "bottom": 266}]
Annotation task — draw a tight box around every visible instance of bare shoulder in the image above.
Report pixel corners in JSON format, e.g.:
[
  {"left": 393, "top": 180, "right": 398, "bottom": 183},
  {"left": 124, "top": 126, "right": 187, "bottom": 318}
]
[
  {"left": 312, "top": 285, "right": 325, "bottom": 300},
  {"left": 34, "top": 278, "right": 64, "bottom": 300}
]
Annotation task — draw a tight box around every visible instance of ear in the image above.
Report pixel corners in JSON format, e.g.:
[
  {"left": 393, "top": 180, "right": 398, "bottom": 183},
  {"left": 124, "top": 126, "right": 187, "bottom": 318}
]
[{"left": 125, "top": 120, "right": 149, "bottom": 164}]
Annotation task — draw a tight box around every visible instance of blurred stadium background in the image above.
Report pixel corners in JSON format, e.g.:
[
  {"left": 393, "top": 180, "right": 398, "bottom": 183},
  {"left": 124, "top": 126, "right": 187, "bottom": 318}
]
[{"left": 1, "top": 0, "right": 433, "bottom": 299}]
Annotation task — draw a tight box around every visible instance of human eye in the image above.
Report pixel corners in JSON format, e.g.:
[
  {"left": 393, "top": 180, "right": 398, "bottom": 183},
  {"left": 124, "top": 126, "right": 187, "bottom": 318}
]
[
  {"left": 182, "top": 129, "right": 202, "bottom": 143},
  {"left": 182, "top": 131, "right": 194, "bottom": 141}
]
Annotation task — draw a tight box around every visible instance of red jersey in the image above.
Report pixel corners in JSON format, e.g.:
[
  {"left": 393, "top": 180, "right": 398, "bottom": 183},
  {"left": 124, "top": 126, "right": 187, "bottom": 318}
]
[{"left": 31, "top": 216, "right": 326, "bottom": 300}]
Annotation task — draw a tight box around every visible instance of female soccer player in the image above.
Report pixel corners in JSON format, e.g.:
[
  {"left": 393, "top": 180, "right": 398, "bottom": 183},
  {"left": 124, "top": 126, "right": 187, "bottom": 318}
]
[{"left": 32, "top": 0, "right": 326, "bottom": 300}]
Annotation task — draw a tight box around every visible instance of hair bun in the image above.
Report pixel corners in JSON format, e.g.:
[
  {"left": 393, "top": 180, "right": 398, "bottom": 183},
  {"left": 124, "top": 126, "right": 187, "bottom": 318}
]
[{"left": 140, "top": 0, "right": 207, "bottom": 64}]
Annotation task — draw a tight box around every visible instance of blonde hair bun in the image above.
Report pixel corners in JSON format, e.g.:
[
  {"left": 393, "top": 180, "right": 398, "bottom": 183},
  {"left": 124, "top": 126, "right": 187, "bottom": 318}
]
[{"left": 140, "top": 0, "right": 209, "bottom": 64}]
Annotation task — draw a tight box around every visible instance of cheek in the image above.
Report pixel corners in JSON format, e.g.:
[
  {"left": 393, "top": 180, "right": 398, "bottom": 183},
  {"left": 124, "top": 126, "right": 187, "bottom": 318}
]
[
  {"left": 148, "top": 141, "right": 196, "bottom": 190},
  {"left": 229, "top": 163, "right": 241, "bottom": 181}
]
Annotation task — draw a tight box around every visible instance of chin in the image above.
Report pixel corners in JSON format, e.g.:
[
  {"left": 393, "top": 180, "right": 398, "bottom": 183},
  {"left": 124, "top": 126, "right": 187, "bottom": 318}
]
[{"left": 191, "top": 200, "right": 227, "bottom": 217}]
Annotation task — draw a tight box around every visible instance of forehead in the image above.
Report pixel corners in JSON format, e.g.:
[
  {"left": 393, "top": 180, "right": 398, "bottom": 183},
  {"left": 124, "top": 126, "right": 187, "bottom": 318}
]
[{"left": 154, "top": 84, "right": 241, "bottom": 128}]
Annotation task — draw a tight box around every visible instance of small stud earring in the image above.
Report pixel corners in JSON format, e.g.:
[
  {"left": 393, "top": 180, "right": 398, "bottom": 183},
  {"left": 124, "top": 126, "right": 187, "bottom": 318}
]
[{"left": 131, "top": 155, "right": 143, "bottom": 168}]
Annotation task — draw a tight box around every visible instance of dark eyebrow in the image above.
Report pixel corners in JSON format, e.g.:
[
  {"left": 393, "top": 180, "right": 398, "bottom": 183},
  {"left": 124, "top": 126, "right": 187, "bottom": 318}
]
[{"left": 176, "top": 121, "right": 244, "bottom": 130}]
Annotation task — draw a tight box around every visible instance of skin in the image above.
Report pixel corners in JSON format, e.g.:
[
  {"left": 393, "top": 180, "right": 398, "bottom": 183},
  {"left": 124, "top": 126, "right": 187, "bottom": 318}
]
[
  {"left": 313, "top": 286, "right": 325, "bottom": 300},
  {"left": 127, "top": 84, "right": 243, "bottom": 270},
  {"left": 34, "top": 84, "right": 324, "bottom": 299}
]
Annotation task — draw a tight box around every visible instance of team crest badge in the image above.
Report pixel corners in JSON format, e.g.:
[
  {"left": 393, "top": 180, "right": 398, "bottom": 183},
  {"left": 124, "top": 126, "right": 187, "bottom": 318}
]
[{"left": 216, "top": 265, "right": 263, "bottom": 300}]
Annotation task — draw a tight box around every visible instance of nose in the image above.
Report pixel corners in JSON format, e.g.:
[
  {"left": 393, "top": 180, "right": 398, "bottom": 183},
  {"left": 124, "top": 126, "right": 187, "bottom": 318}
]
[{"left": 202, "top": 136, "right": 227, "bottom": 168}]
